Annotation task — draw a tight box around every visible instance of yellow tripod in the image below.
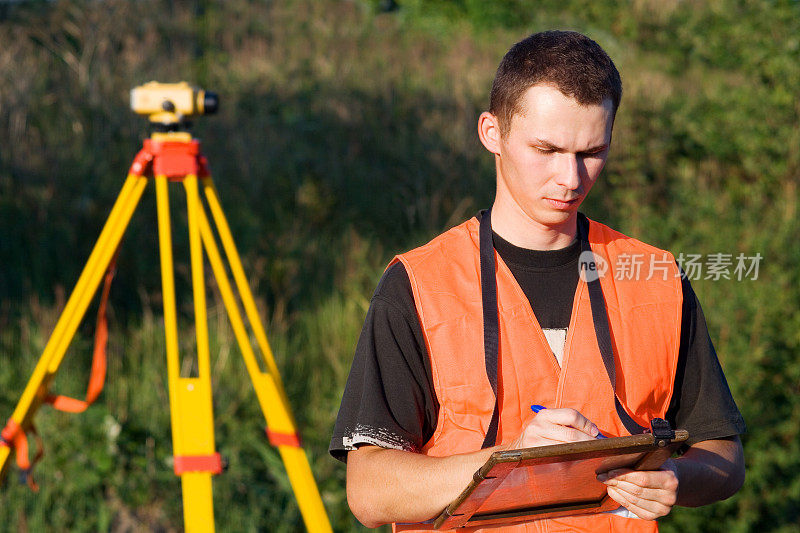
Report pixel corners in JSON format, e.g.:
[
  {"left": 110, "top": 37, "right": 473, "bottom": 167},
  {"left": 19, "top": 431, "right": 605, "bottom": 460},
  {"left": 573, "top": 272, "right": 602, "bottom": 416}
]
[{"left": 0, "top": 126, "right": 332, "bottom": 532}]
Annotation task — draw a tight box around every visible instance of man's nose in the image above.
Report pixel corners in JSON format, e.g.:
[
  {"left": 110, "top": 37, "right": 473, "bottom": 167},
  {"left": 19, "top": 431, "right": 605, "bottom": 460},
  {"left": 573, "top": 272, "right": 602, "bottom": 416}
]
[{"left": 554, "top": 153, "right": 582, "bottom": 190}]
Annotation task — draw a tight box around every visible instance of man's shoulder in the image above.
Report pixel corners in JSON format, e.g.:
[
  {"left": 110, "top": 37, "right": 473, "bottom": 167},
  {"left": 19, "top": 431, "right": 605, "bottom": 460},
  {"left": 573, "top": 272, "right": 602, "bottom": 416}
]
[
  {"left": 587, "top": 216, "right": 675, "bottom": 258},
  {"left": 374, "top": 261, "right": 413, "bottom": 302},
  {"left": 394, "top": 216, "right": 479, "bottom": 266}
]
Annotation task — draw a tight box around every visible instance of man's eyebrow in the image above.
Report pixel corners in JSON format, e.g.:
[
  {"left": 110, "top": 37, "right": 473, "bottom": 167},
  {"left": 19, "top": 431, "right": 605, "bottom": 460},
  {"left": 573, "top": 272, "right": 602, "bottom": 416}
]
[
  {"left": 532, "top": 138, "right": 564, "bottom": 151},
  {"left": 532, "top": 138, "right": 609, "bottom": 153}
]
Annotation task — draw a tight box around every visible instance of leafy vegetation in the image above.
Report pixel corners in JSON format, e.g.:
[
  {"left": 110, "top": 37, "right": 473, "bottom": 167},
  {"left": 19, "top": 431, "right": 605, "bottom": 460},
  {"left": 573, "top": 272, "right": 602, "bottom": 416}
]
[{"left": 1, "top": 0, "right": 798, "bottom": 531}]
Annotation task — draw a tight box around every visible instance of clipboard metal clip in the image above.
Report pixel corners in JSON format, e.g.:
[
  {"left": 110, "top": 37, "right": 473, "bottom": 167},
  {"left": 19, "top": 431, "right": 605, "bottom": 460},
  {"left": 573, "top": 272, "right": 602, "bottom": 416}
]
[{"left": 648, "top": 418, "right": 676, "bottom": 447}]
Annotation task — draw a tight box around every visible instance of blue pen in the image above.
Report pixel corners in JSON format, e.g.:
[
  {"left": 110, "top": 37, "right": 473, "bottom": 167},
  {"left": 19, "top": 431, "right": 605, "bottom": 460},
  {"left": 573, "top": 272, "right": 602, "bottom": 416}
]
[{"left": 530, "top": 404, "right": 608, "bottom": 438}]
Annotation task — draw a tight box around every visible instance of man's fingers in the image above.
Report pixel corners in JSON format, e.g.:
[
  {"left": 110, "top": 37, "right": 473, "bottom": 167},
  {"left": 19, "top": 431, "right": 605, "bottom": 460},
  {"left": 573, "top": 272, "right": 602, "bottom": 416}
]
[
  {"left": 534, "top": 423, "right": 597, "bottom": 444},
  {"left": 600, "top": 468, "right": 678, "bottom": 520},
  {"left": 518, "top": 415, "right": 598, "bottom": 446},
  {"left": 510, "top": 408, "right": 602, "bottom": 448},
  {"left": 605, "top": 479, "right": 676, "bottom": 505},
  {"left": 599, "top": 468, "right": 679, "bottom": 494},
  {"left": 535, "top": 408, "right": 600, "bottom": 438},
  {"left": 606, "top": 486, "right": 673, "bottom": 520}
]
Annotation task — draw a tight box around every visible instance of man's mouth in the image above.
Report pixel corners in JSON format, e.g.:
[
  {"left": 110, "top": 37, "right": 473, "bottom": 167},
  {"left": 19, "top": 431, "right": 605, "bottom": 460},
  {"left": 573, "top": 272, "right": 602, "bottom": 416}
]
[{"left": 545, "top": 197, "right": 580, "bottom": 209}]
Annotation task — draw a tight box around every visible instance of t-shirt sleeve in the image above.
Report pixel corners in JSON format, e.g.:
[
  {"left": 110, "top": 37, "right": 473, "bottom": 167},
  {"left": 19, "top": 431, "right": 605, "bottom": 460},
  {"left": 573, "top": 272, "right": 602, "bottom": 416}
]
[
  {"left": 666, "top": 275, "right": 747, "bottom": 446},
  {"left": 329, "top": 262, "right": 438, "bottom": 462}
]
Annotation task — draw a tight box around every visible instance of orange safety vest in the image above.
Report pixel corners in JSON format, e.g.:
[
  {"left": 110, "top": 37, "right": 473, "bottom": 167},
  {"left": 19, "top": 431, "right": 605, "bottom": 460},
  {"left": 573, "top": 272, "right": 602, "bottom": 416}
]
[{"left": 391, "top": 214, "right": 683, "bottom": 533}]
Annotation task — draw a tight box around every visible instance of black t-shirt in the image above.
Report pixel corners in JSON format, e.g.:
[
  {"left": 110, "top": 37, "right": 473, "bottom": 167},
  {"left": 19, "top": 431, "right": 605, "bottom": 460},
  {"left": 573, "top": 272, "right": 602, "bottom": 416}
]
[{"left": 330, "top": 227, "right": 746, "bottom": 461}]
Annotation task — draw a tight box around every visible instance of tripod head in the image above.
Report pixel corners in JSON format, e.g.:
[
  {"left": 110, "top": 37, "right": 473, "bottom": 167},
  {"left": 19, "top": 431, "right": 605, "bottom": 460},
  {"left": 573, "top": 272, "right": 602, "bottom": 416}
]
[{"left": 130, "top": 81, "right": 218, "bottom": 131}]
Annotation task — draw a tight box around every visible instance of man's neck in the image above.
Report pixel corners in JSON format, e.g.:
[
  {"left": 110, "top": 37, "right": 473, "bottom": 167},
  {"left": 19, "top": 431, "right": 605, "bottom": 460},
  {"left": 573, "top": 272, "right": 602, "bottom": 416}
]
[{"left": 490, "top": 200, "right": 578, "bottom": 251}]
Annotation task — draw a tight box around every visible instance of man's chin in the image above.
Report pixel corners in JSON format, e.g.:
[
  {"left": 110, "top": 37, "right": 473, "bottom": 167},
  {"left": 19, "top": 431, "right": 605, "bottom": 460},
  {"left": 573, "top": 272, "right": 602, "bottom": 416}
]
[{"left": 538, "top": 206, "right": 578, "bottom": 224}]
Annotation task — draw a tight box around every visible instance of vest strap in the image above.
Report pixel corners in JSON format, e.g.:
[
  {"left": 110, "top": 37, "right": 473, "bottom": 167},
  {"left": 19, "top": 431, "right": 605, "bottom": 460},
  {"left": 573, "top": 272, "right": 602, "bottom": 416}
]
[
  {"left": 479, "top": 210, "right": 500, "bottom": 448},
  {"left": 577, "top": 214, "right": 647, "bottom": 435},
  {"left": 479, "top": 211, "right": 647, "bottom": 448}
]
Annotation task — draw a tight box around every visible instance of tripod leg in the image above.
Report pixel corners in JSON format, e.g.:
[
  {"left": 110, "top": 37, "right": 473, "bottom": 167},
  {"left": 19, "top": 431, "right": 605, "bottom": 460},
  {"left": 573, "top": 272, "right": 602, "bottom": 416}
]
[
  {"left": 155, "top": 174, "right": 219, "bottom": 533},
  {"left": 198, "top": 178, "right": 332, "bottom": 533},
  {"left": 1, "top": 174, "right": 147, "bottom": 482},
  {"left": 201, "top": 179, "right": 294, "bottom": 401}
]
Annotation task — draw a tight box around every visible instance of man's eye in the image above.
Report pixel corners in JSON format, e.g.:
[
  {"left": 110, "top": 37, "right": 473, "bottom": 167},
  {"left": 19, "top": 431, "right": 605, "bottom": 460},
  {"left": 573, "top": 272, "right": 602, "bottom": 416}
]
[
  {"left": 534, "top": 146, "right": 554, "bottom": 154},
  {"left": 580, "top": 149, "right": 606, "bottom": 158}
]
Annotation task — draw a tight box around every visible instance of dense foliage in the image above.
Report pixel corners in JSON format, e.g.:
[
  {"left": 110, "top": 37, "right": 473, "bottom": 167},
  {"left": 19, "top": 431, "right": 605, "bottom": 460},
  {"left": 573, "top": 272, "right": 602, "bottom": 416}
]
[{"left": 1, "top": 0, "right": 798, "bottom": 531}]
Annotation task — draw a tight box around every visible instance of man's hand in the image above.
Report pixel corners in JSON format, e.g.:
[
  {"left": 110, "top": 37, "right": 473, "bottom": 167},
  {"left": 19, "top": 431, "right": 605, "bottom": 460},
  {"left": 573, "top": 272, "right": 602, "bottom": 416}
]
[
  {"left": 597, "top": 460, "right": 679, "bottom": 520},
  {"left": 502, "top": 408, "right": 601, "bottom": 450},
  {"left": 597, "top": 436, "right": 745, "bottom": 520}
]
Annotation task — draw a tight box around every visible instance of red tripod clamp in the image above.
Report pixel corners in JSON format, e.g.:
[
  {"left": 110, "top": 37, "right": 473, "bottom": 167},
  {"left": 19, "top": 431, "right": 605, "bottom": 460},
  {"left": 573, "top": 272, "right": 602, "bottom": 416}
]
[{"left": 129, "top": 137, "right": 210, "bottom": 180}]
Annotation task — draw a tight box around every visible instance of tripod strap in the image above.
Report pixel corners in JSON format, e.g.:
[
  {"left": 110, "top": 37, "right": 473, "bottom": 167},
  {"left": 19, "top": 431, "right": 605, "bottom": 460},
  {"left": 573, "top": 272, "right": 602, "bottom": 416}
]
[
  {"left": 45, "top": 247, "right": 119, "bottom": 413},
  {"left": 1, "top": 420, "right": 44, "bottom": 491},
  {"left": 0, "top": 223, "right": 120, "bottom": 493}
]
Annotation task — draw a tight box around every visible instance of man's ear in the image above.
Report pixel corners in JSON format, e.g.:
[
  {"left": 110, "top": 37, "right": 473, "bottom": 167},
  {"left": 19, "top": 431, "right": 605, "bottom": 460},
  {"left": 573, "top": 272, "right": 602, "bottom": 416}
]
[{"left": 478, "top": 111, "right": 502, "bottom": 155}]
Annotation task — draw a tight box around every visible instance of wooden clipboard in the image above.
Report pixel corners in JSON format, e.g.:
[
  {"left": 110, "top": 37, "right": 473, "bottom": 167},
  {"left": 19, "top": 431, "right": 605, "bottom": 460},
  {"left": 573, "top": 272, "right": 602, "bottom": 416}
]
[{"left": 433, "top": 429, "right": 689, "bottom": 529}]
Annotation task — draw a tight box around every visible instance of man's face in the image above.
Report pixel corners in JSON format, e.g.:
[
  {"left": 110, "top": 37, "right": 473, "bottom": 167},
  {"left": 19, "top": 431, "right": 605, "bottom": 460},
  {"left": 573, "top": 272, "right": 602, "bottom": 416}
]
[{"left": 489, "top": 84, "right": 615, "bottom": 231}]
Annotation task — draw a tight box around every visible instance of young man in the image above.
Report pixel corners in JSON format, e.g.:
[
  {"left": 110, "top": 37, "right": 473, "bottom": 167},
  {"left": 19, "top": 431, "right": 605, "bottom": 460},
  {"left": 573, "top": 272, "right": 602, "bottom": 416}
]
[{"left": 331, "top": 31, "right": 745, "bottom": 531}]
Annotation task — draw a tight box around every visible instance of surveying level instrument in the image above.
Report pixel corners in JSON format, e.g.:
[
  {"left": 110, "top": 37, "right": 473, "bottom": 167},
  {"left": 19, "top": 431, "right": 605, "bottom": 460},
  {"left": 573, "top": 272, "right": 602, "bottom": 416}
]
[
  {"left": 0, "top": 83, "right": 332, "bottom": 533},
  {"left": 130, "top": 81, "right": 219, "bottom": 128}
]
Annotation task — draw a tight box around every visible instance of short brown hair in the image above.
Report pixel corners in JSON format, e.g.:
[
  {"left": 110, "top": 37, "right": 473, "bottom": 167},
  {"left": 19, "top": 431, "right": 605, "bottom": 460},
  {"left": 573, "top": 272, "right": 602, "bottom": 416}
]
[{"left": 489, "top": 30, "right": 622, "bottom": 136}]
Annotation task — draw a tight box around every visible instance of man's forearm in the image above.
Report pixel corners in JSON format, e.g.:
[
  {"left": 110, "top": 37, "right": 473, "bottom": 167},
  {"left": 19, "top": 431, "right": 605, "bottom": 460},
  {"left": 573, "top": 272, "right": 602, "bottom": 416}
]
[
  {"left": 346, "top": 445, "right": 495, "bottom": 528},
  {"left": 672, "top": 435, "right": 745, "bottom": 507},
  {"left": 346, "top": 409, "right": 613, "bottom": 527}
]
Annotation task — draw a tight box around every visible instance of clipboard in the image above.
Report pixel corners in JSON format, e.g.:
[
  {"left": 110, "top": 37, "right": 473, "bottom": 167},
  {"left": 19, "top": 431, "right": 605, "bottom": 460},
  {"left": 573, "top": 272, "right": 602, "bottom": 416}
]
[{"left": 434, "top": 426, "right": 688, "bottom": 529}]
